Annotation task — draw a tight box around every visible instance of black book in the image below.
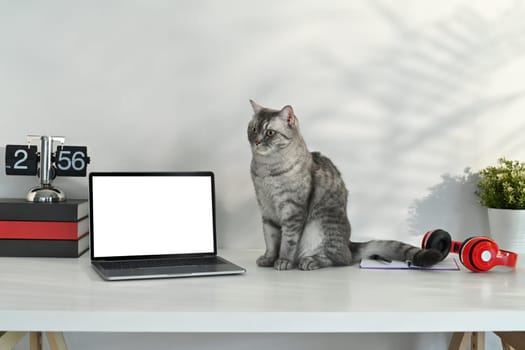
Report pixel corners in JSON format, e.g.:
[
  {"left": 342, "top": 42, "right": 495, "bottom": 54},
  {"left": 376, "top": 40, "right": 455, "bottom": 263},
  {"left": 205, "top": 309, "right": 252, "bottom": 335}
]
[
  {"left": 0, "top": 198, "right": 88, "bottom": 222},
  {"left": 0, "top": 234, "right": 89, "bottom": 258}
]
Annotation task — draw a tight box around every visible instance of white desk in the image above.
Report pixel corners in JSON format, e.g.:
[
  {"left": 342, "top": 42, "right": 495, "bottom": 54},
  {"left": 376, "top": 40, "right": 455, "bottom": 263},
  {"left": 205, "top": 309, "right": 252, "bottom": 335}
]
[{"left": 0, "top": 249, "right": 524, "bottom": 347}]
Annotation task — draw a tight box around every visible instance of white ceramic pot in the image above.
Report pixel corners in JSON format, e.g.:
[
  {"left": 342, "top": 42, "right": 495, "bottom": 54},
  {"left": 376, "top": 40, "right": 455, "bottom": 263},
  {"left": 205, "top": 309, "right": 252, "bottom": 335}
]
[{"left": 487, "top": 208, "right": 525, "bottom": 254}]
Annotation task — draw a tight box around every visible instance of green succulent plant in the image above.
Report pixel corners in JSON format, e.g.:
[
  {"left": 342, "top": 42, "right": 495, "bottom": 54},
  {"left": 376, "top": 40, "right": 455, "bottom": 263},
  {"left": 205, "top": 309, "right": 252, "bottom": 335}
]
[{"left": 477, "top": 158, "right": 525, "bottom": 209}]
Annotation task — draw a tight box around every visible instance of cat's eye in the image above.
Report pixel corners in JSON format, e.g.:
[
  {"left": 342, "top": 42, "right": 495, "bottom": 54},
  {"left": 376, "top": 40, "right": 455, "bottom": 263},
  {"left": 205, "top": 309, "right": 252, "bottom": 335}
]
[
  {"left": 251, "top": 127, "right": 256, "bottom": 132},
  {"left": 266, "top": 130, "right": 275, "bottom": 137}
]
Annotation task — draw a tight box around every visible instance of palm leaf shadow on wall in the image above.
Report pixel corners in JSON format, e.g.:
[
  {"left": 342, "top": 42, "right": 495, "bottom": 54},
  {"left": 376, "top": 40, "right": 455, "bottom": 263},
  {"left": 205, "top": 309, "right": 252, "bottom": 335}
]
[
  {"left": 307, "top": 3, "right": 525, "bottom": 235},
  {"left": 408, "top": 169, "right": 489, "bottom": 241}
]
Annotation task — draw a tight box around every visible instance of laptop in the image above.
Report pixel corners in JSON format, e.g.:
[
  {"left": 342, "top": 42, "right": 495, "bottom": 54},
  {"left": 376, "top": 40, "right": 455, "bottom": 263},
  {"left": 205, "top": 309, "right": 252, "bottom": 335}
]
[{"left": 88, "top": 171, "right": 246, "bottom": 281}]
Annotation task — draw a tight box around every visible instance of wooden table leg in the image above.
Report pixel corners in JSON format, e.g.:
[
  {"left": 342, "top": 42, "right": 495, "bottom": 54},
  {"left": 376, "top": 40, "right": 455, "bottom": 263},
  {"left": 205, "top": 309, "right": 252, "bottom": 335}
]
[
  {"left": 0, "top": 332, "right": 26, "bottom": 350},
  {"left": 30, "top": 332, "right": 43, "bottom": 350},
  {"left": 471, "top": 332, "right": 485, "bottom": 350},
  {"left": 449, "top": 332, "right": 472, "bottom": 350},
  {"left": 46, "top": 332, "right": 68, "bottom": 350},
  {"left": 495, "top": 332, "right": 525, "bottom": 350}
]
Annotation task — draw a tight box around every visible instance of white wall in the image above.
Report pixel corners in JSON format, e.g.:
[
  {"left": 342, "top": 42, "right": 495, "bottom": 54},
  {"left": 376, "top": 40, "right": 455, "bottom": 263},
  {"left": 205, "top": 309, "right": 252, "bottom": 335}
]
[{"left": 1, "top": 1, "right": 524, "bottom": 349}]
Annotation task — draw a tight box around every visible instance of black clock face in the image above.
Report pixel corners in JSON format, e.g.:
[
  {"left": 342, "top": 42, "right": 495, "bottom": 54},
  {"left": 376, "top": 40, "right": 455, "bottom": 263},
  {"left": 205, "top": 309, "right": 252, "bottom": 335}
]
[
  {"left": 55, "top": 146, "right": 90, "bottom": 177},
  {"left": 5, "top": 145, "right": 38, "bottom": 175},
  {"left": 5, "top": 144, "right": 90, "bottom": 177}
]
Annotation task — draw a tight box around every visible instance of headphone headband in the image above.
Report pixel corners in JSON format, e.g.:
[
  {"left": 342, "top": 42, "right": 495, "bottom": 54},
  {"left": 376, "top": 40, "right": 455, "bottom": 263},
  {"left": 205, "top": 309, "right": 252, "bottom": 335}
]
[{"left": 498, "top": 249, "right": 518, "bottom": 268}]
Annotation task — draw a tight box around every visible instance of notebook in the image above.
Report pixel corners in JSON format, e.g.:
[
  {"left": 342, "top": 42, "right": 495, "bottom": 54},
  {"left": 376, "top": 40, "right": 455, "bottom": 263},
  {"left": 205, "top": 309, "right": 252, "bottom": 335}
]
[
  {"left": 88, "top": 171, "right": 246, "bottom": 281},
  {"left": 359, "top": 257, "right": 460, "bottom": 271}
]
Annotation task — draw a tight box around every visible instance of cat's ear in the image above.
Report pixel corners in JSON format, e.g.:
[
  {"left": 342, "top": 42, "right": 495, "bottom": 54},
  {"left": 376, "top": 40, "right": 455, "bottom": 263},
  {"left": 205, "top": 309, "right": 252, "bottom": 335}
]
[
  {"left": 250, "top": 100, "right": 264, "bottom": 114},
  {"left": 279, "top": 105, "right": 296, "bottom": 127}
]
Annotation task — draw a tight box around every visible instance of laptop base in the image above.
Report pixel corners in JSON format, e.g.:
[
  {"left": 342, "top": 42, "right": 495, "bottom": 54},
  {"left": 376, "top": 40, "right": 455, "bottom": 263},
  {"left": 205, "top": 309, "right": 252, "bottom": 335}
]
[{"left": 91, "top": 256, "right": 245, "bottom": 281}]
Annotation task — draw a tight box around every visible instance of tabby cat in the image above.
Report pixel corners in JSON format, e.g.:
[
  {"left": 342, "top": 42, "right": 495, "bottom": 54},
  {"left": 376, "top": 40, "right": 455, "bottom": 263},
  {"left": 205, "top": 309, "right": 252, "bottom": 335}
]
[{"left": 247, "top": 100, "right": 442, "bottom": 270}]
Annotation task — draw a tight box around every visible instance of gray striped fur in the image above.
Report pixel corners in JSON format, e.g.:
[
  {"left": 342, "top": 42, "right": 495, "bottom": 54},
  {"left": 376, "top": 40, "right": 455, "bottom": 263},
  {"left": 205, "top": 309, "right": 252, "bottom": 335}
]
[{"left": 248, "top": 101, "right": 442, "bottom": 270}]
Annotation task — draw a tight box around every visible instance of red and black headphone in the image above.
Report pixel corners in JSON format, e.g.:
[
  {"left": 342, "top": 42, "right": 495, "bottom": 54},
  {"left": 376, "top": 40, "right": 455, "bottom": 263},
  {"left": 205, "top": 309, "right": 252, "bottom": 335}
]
[{"left": 422, "top": 229, "right": 518, "bottom": 272}]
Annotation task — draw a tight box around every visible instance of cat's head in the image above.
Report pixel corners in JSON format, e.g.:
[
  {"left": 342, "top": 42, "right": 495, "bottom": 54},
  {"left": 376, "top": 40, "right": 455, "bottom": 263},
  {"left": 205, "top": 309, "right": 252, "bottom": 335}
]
[{"left": 247, "top": 100, "right": 299, "bottom": 156}]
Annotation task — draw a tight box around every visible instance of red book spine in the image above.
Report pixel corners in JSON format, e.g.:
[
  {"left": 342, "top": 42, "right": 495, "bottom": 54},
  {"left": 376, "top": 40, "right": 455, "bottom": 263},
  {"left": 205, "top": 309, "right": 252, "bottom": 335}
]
[{"left": 0, "top": 218, "right": 88, "bottom": 240}]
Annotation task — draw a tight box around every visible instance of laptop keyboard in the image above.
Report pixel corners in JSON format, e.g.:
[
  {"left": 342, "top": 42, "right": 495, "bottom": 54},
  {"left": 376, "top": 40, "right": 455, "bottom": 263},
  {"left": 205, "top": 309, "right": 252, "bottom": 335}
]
[{"left": 99, "top": 256, "right": 224, "bottom": 270}]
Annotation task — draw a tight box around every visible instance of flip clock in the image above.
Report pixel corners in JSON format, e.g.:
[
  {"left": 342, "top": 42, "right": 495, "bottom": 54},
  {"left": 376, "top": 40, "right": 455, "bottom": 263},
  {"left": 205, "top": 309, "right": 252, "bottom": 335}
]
[{"left": 5, "top": 135, "right": 90, "bottom": 202}]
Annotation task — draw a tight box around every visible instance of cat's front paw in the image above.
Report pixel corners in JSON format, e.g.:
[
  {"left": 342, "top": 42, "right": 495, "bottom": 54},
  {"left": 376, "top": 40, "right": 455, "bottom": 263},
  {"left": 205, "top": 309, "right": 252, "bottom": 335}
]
[
  {"left": 274, "top": 258, "right": 294, "bottom": 270},
  {"left": 256, "top": 255, "right": 276, "bottom": 267},
  {"left": 298, "top": 257, "right": 321, "bottom": 271}
]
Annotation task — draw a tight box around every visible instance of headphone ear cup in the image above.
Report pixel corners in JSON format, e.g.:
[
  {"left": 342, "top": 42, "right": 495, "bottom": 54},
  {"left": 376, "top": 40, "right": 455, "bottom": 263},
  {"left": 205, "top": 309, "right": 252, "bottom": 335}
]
[
  {"left": 459, "top": 237, "right": 499, "bottom": 272},
  {"left": 422, "top": 229, "right": 451, "bottom": 261},
  {"left": 458, "top": 237, "right": 474, "bottom": 268}
]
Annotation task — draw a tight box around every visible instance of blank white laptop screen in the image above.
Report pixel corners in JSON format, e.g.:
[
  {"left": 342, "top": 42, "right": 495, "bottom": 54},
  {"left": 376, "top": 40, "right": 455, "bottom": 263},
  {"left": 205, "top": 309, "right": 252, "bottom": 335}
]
[{"left": 91, "top": 175, "right": 215, "bottom": 258}]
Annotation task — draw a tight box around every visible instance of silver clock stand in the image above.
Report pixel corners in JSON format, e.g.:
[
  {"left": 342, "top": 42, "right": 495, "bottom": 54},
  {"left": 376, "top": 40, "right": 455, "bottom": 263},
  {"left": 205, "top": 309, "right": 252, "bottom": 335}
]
[{"left": 26, "top": 135, "right": 67, "bottom": 203}]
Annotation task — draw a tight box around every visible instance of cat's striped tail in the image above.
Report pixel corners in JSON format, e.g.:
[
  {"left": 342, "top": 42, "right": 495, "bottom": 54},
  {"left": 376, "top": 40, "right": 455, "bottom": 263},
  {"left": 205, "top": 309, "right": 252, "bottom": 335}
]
[{"left": 349, "top": 240, "right": 443, "bottom": 267}]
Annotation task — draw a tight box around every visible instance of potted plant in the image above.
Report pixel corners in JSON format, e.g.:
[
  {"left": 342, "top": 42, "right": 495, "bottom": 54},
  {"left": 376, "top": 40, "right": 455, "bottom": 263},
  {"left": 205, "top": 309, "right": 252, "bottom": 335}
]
[{"left": 477, "top": 158, "right": 525, "bottom": 254}]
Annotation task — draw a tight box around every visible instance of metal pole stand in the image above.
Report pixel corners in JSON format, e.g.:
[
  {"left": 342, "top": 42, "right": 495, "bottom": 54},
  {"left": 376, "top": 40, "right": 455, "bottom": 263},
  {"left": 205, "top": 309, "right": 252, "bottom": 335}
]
[{"left": 26, "top": 135, "right": 66, "bottom": 203}]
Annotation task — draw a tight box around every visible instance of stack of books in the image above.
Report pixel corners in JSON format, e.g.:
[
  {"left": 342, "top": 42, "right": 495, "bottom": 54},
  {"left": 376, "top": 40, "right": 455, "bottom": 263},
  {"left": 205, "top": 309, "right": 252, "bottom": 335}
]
[{"left": 0, "top": 198, "right": 89, "bottom": 257}]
